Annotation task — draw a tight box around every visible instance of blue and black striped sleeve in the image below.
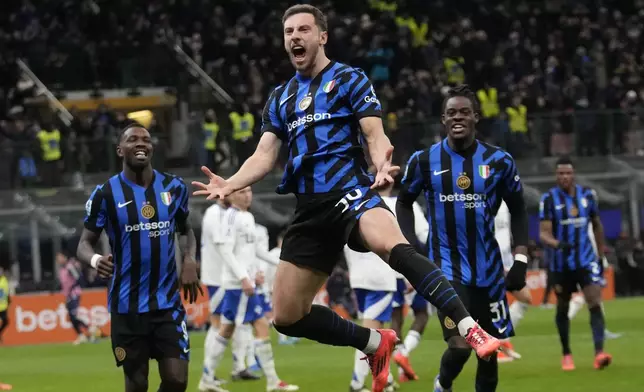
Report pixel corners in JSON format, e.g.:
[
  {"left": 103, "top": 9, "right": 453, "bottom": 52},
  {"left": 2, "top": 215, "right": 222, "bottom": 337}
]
[
  {"left": 347, "top": 69, "right": 382, "bottom": 119},
  {"left": 539, "top": 192, "right": 553, "bottom": 221},
  {"left": 175, "top": 179, "right": 190, "bottom": 234},
  {"left": 396, "top": 151, "right": 426, "bottom": 250},
  {"left": 587, "top": 188, "right": 599, "bottom": 218},
  {"left": 84, "top": 185, "right": 106, "bottom": 233},
  {"left": 261, "top": 87, "right": 286, "bottom": 141},
  {"left": 500, "top": 153, "right": 528, "bottom": 247}
]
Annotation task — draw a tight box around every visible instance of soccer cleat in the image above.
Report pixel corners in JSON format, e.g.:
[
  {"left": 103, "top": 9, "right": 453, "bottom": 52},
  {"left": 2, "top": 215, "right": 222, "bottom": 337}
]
[
  {"left": 0, "top": 383, "right": 12, "bottom": 391},
  {"left": 349, "top": 387, "right": 370, "bottom": 392},
  {"left": 393, "top": 353, "right": 418, "bottom": 381},
  {"left": 198, "top": 377, "right": 229, "bottom": 392},
  {"left": 497, "top": 350, "right": 514, "bottom": 363},
  {"left": 594, "top": 352, "right": 612, "bottom": 370},
  {"left": 73, "top": 334, "right": 88, "bottom": 345},
  {"left": 604, "top": 329, "right": 622, "bottom": 340},
  {"left": 433, "top": 375, "right": 451, "bottom": 392},
  {"left": 464, "top": 324, "right": 501, "bottom": 360},
  {"left": 398, "top": 373, "right": 410, "bottom": 383},
  {"left": 561, "top": 354, "right": 575, "bottom": 371},
  {"left": 500, "top": 339, "right": 522, "bottom": 359},
  {"left": 267, "top": 381, "right": 299, "bottom": 392},
  {"left": 361, "top": 329, "right": 399, "bottom": 392},
  {"left": 232, "top": 368, "right": 261, "bottom": 381}
]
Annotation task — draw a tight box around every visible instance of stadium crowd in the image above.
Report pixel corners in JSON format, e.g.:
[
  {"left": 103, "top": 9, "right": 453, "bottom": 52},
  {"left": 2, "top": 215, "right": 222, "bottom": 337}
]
[{"left": 1, "top": 0, "right": 644, "bottom": 190}]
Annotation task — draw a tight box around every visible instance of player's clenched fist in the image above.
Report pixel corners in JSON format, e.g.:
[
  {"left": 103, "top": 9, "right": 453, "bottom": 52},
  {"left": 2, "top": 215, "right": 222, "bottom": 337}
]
[{"left": 91, "top": 254, "right": 114, "bottom": 279}]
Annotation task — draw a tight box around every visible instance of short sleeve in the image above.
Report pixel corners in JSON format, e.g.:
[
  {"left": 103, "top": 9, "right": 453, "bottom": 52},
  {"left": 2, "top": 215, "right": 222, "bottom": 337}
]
[
  {"left": 84, "top": 186, "right": 107, "bottom": 233},
  {"left": 501, "top": 154, "right": 523, "bottom": 194},
  {"left": 539, "top": 193, "right": 553, "bottom": 221},
  {"left": 347, "top": 69, "right": 382, "bottom": 119},
  {"left": 261, "top": 88, "right": 286, "bottom": 141},
  {"left": 399, "top": 151, "right": 425, "bottom": 202},
  {"left": 587, "top": 189, "right": 599, "bottom": 218},
  {"left": 175, "top": 179, "right": 190, "bottom": 231}
]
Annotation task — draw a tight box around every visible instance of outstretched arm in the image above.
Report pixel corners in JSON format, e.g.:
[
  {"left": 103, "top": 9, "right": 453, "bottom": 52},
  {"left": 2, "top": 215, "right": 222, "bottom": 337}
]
[{"left": 226, "top": 132, "right": 282, "bottom": 192}]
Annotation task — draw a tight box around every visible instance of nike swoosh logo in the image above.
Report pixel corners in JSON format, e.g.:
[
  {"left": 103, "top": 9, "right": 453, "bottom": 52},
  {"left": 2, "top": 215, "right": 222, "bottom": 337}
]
[
  {"left": 183, "top": 347, "right": 190, "bottom": 353},
  {"left": 279, "top": 93, "right": 295, "bottom": 107},
  {"left": 498, "top": 326, "right": 507, "bottom": 334},
  {"left": 555, "top": 205, "right": 565, "bottom": 210},
  {"left": 433, "top": 169, "right": 449, "bottom": 176},
  {"left": 354, "top": 199, "right": 370, "bottom": 211},
  {"left": 429, "top": 281, "right": 442, "bottom": 296},
  {"left": 118, "top": 201, "right": 132, "bottom": 208}
]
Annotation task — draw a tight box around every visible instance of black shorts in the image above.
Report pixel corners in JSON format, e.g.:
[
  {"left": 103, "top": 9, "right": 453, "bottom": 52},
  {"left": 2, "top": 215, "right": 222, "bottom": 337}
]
[
  {"left": 436, "top": 282, "right": 514, "bottom": 341},
  {"left": 280, "top": 185, "right": 391, "bottom": 275},
  {"left": 551, "top": 262, "right": 604, "bottom": 296},
  {"left": 110, "top": 307, "right": 190, "bottom": 367}
]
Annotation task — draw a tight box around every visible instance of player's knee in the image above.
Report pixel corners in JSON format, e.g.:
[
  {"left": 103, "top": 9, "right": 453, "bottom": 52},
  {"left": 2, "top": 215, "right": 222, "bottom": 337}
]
[
  {"left": 272, "top": 308, "right": 305, "bottom": 326},
  {"left": 125, "top": 373, "right": 149, "bottom": 392},
  {"left": 556, "top": 302, "right": 569, "bottom": 320},
  {"left": 160, "top": 378, "right": 188, "bottom": 392}
]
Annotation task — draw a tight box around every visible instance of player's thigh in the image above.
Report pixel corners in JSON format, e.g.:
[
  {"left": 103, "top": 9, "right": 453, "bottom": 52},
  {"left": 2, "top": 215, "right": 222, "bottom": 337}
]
[
  {"left": 111, "top": 312, "right": 151, "bottom": 369},
  {"left": 272, "top": 261, "right": 328, "bottom": 325},
  {"left": 150, "top": 308, "right": 191, "bottom": 364},
  {"left": 356, "top": 206, "right": 408, "bottom": 261},
  {"left": 436, "top": 282, "right": 470, "bottom": 342},
  {"left": 157, "top": 357, "right": 188, "bottom": 390},
  {"left": 473, "top": 285, "right": 514, "bottom": 340},
  {"left": 577, "top": 265, "right": 604, "bottom": 307},
  {"left": 551, "top": 271, "right": 577, "bottom": 300}
]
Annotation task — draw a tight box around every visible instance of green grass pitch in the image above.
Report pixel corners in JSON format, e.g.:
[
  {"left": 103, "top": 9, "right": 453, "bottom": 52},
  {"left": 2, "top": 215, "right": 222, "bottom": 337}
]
[{"left": 2, "top": 297, "right": 643, "bottom": 391}]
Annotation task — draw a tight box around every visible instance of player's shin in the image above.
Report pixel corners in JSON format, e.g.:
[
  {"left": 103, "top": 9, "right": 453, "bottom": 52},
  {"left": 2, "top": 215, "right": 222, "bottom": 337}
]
[
  {"left": 555, "top": 301, "right": 572, "bottom": 355},
  {"left": 254, "top": 339, "right": 280, "bottom": 387},
  {"left": 388, "top": 244, "right": 474, "bottom": 336},
  {"left": 568, "top": 295, "right": 585, "bottom": 319},
  {"left": 273, "top": 305, "right": 381, "bottom": 353},
  {"left": 232, "top": 325, "right": 251, "bottom": 373},
  {"left": 203, "top": 334, "right": 229, "bottom": 381},
  {"left": 508, "top": 301, "right": 528, "bottom": 328},
  {"left": 438, "top": 346, "right": 472, "bottom": 390},
  {"left": 350, "top": 348, "right": 370, "bottom": 390},
  {"left": 475, "top": 354, "right": 499, "bottom": 391},
  {"left": 589, "top": 305, "right": 606, "bottom": 353}
]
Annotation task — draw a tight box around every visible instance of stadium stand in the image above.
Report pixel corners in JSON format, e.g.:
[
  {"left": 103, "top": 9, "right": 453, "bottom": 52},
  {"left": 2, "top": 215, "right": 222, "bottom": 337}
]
[{"left": 0, "top": 0, "right": 643, "bottom": 296}]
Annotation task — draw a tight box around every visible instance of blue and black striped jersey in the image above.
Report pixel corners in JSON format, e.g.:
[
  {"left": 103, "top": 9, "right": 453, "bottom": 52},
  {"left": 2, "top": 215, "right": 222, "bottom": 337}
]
[
  {"left": 539, "top": 185, "right": 598, "bottom": 272},
  {"left": 84, "top": 170, "right": 189, "bottom": 314},
  {"left": 399, "top": 139, "right": 523, "bottom": 287},
  {"left": 261, "top": 61, "right": 381, "bottom": 194}
]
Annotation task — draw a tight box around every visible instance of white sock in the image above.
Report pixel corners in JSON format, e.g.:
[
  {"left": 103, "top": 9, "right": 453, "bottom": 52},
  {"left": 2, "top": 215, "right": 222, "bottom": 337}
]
[
  {"left": 278, "top": 331, "right": 290, "bottom": 343},
  {"left": 568, "top": 295, "right": 586, "bottom": 320},
  {"left": 350, "top": 349, "right": 370, "bottom": 389},
  {"left": 457, "top": 316, "right": 477, "bottom": 338},
  {"left": 403, "top": 330, "right": 421, "bottom": 356},
  {"left": 232, "top": 325, "right": 251, "bottom": 373},
  {"left": 255, "top": 338, "right": 280, "bottom": 387},
  {"left": 245, "top": 326, "right": 258, "bottom": 368},
  {"left": 509, "top": 301, "right": 528, "bottom": 328},
  {"left": 362, "top": 329, "right": 382, "bottom": 354},
  {"left": 203, "top": 332, "right": 228, "bottom": 381}
]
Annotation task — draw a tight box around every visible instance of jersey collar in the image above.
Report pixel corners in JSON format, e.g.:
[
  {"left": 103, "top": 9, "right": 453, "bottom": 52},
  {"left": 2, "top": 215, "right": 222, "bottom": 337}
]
[
  {"left": 442, "top": 138, "right": 479, "bottom": 158},
  {"left": 296, "top": 60, "right": 336, "bottom": 82}
]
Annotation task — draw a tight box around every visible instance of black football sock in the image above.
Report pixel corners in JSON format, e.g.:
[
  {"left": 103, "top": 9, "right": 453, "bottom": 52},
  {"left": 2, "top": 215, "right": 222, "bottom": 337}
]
[
  {"left": 589, "top": 305, "right": 606, "bottom": 354},
  {"left": 475, "top": 354, "right": 499, "bottom": 392},
  {"left": 555, "top": 304, "right": 572, "bottom": 355},
  {"left": 389, "top": 244, "right": 470, "bottom": 327},
  {"left": 274, "top": 305, "right": 380, "bottom": 353},
  {"left": 438, "top": 347, "right": 471, "bottom": 389}
]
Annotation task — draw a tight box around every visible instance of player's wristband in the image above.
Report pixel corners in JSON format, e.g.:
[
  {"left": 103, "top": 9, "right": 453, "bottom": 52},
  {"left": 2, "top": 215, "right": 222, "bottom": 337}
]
[
  {"left": 514, "top": 254, "right": 528, "bottom": 264},
  {"left": 90, "top": 254, "right": 102, "bottom": 269}
]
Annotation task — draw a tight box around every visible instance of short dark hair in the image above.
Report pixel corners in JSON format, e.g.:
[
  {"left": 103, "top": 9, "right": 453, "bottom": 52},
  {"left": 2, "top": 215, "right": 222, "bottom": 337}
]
[
  {"left": 118, "top": 122, "right": 146, "bottom": 143},
  {"left": 556, "top": 156, "right": 574, "bottom": 168},
  {"left": 441, "top": 84, "right": 480, "bottom": 114},
  {"left": 282, "top": 4, "right": 328, "bottom": 32}
]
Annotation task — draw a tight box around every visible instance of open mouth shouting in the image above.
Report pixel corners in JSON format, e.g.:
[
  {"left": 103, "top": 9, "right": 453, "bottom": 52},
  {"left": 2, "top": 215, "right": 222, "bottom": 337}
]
[{"left": 291, "top": 44, "right": 307, "bottom": 63}]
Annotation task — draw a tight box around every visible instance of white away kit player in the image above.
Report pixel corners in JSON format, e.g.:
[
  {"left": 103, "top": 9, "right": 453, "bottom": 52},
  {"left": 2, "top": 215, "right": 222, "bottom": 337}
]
[{"left": 199, "top": 187, "right": 298, "bottom": 392}]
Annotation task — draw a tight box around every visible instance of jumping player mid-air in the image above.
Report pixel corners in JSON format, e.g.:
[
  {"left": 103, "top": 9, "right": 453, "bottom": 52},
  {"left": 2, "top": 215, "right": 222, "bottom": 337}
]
[
  {"left": 192, "top": 5, "right": 501, "bottom": 392},
  {"left": 77, "top": 123, "right": 203, "bottom": 392},
  {"left": 539, "top": 157, "right": 612, "bottom": 371},
  {"left": 396, "top": 85, "right": 530, "bottom": 392}
]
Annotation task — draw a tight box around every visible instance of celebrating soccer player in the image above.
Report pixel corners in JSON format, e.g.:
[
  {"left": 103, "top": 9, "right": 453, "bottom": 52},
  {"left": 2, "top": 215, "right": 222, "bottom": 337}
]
[
  {"left": 538, "top": 157, "right": 613, "bottom": 371},
  {"left": 396, "top": 85, "right": 530, "bottom": 392},
  {"left": 77, "top": 123, "right": 202, "bottom": 392},
  {"left": 199, "top": 187, "right": 298, "bottom": 392},
  {"left": 192, "top": 5, "right": 501, "bottom": 392}
]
